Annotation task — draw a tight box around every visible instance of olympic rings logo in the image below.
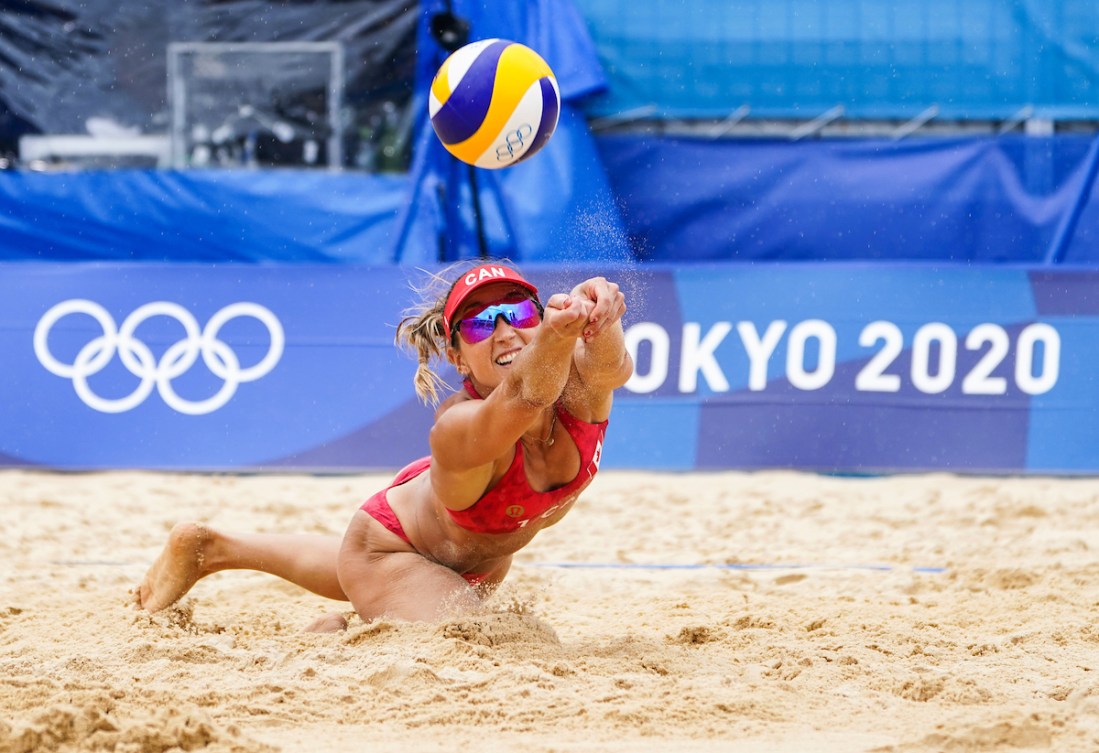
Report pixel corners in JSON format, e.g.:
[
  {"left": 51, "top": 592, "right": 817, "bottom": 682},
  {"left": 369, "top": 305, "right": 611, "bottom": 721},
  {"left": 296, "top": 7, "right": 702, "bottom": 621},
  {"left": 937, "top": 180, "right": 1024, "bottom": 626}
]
[
  {"left": 33, "top": 299, "right": 284, "bottom": 415},
  {"left": 495, "top": 124, "right": 534, "bottom": 162}
]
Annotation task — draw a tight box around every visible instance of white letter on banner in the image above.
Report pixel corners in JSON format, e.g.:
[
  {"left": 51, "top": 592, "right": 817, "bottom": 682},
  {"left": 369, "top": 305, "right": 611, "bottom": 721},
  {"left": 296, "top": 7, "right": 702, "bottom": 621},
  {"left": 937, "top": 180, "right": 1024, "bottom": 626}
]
[
  {"left": 678, "top": 322, "right": 732, "bottom": 393},
  {"left": 1015, "top": 322, "right": 1060, "bottom": 395},
  {"left": 624, "top": 322, "right": 670, "bottom": 393},
  {"left": 911, "top": 322, "right": 957, "bottom": 394},
  {"left": 962, "top": 323, "right": 1009, "bottom": 395},
  {"left": 737, "top": 321, "right": 787, "bottom": 391},
  {"left": 786, "top": 319, "right": 836, "bottom": 390},
  {"left": 856, "top": 321, "right": 903, "bottom": 392}
]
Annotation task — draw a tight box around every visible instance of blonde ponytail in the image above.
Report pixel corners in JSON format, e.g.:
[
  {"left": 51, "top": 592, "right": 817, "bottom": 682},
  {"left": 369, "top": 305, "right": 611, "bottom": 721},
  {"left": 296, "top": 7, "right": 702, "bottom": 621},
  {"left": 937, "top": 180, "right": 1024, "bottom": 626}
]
[
  {"left": 395, "top": 299, "right": 450, "bottom": 405},
  {"left": 394, "top": 262, "right": 471, "bottom": 405}
]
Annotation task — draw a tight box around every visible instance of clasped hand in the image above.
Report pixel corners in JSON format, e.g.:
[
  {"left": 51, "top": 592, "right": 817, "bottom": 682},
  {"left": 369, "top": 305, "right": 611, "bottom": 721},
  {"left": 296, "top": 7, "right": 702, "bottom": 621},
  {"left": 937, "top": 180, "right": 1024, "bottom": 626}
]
[{"left": 542, "top": 277, "right": 625, "bottom": 342}]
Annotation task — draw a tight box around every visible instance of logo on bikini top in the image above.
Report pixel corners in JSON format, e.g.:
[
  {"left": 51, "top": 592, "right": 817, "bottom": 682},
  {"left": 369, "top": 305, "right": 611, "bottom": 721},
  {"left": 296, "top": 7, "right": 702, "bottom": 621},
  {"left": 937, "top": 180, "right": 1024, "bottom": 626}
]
[{"left": 505, "top": 504, "right": 525, "bottom": 518}]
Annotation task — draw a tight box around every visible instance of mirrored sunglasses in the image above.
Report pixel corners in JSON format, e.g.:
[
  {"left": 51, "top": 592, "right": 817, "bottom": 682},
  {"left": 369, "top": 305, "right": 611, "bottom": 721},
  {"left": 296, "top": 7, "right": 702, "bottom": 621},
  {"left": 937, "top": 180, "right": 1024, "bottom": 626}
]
[{"left": 455, "top": 297, "right": 542, "bottom": 344}]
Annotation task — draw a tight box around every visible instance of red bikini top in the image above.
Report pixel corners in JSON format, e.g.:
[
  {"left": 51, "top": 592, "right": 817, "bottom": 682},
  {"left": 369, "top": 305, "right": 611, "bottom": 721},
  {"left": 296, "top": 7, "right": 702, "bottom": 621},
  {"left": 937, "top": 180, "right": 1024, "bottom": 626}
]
[{"left": 445, "top": 381, "right": 607, "bottom": 534}]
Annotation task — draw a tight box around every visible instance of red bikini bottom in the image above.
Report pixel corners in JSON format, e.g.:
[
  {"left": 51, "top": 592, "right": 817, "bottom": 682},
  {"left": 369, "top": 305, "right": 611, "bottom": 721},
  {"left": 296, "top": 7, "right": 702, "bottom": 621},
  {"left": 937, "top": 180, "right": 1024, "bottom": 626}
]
[{"left": 361, "top": 464, "right": 489, "bottom": 588}]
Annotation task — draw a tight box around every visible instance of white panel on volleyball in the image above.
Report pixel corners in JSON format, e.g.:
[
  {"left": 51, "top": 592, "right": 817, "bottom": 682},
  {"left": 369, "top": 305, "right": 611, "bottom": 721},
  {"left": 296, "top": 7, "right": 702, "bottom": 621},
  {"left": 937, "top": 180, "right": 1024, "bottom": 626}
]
[
  {"left": 447, "top": 39, "right": 498, "bottom": 91},
  {"left": 474, "top": 82, "right": 546, "bottom": 169}
]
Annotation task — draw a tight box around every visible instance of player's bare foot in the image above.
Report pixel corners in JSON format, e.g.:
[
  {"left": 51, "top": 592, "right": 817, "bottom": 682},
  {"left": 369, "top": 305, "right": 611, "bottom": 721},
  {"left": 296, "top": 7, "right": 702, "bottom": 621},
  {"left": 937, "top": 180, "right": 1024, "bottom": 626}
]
[
  {"left": 136, "top": 522, "right": 214, "bottom": 612},
  {"left": 304, "top": 612, "right": 349, "bottom": 633}
]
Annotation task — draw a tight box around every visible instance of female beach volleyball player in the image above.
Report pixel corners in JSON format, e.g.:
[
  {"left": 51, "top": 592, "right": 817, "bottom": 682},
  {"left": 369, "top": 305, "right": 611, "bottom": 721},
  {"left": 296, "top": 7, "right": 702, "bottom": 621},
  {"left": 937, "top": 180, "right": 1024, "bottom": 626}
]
[{"left": 136, "top": 262, "right": 631, "bottom": 627}]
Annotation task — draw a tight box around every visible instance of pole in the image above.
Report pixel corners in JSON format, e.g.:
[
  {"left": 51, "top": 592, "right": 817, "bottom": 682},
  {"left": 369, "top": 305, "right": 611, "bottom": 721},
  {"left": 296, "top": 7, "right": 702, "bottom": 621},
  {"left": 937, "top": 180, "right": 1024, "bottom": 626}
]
[{"left": 466, "top": 163, "right": 489, "bottom": 259}]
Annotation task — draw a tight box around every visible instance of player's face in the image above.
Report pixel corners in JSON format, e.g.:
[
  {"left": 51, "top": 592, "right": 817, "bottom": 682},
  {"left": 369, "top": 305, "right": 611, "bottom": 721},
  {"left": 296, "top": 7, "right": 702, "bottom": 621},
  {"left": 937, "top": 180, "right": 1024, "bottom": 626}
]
[{"left": 450, "top": 282, "right": 542, "bottom": 387}]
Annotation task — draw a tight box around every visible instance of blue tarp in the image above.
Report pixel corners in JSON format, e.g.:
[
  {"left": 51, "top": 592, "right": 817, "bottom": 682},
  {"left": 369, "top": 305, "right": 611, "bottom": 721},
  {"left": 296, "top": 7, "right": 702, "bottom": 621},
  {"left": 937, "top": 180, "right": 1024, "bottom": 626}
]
[
  {"left": 0, "top": 169, "right": 408, "bottom": 263},
  {"left": 3, "top": 133, "right": 1098, "bottom": 265},
  {"left": 596, "top": 133, "right": 1099, "bottom": 264}
]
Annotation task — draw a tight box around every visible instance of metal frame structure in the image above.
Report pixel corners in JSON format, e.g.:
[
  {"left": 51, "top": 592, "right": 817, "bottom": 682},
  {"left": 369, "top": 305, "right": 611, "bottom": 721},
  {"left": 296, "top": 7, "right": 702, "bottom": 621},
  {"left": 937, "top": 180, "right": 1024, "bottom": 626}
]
[
  {"left": 589, "top": 104, "right": 1099, "bottom": 141},
  {"left": 167, "top": 41, "right": 345, "bottom": 170}
]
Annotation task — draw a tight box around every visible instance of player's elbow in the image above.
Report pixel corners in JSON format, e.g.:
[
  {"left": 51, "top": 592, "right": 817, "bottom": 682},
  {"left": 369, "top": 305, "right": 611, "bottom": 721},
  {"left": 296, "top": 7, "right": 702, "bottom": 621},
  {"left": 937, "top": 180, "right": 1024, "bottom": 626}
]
[
  {"left": 608, "top": 351, "right": 635, "bottom": 390},
  {"left": 582, "top": 351, "right": 634, "bottom": 391}
]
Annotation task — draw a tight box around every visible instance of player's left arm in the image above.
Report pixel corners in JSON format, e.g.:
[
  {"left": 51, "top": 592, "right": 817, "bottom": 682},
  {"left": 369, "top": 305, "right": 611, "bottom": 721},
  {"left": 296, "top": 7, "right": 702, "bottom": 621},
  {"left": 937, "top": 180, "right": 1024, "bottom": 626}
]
[{"left": 570, "top": 277, "right": 633, "bottom": 392}]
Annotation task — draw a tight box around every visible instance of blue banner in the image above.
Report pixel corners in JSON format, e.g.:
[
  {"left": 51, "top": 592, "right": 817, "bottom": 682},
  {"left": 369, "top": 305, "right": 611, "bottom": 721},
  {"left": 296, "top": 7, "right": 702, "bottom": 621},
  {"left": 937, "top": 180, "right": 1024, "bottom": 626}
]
[
  {"left": 611, "top": 264, "right": 1096, "bottom": 473},
  {"left": 2, "top": 264, "right": 430, "bottom": 469},
  {"left": 2, "top": 262, "right": 1096, "bottom": 474}
]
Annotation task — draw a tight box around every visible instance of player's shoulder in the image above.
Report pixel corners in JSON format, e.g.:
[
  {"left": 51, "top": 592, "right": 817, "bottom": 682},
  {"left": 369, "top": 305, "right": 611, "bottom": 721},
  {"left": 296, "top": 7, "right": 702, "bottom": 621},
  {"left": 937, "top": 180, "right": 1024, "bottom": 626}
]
[{"left": 433, "top": 388, "right": 476, "bottom": 422}]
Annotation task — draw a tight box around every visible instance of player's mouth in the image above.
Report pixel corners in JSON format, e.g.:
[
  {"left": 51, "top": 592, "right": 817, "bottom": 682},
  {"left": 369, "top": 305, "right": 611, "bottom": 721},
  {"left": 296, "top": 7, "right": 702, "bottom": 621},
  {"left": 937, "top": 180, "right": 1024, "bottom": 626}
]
[{"left": 495, "top": 348, "right": 521, "bottom": 366}]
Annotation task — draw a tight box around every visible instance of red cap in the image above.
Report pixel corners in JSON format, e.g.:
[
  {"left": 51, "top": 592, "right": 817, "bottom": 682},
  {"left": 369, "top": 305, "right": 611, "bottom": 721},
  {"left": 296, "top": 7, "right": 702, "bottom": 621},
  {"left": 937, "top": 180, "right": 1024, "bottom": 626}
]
[{"left": 443, "top": 264, "right": 539, "bottom": 333}]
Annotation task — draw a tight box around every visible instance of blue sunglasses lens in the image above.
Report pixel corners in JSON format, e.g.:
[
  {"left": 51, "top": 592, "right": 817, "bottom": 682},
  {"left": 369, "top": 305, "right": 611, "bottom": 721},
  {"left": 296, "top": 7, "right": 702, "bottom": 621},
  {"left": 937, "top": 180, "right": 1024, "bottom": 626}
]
[{"left": 457, "top": 298, "right": 541, "bottom": 343}]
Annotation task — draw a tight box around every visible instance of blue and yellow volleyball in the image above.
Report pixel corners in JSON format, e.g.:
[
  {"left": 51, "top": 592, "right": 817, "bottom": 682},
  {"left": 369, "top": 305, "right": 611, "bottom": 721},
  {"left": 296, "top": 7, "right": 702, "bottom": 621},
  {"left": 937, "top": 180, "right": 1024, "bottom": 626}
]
[{"left": 429, "top": 39, "right": 561, "bottom": 169}]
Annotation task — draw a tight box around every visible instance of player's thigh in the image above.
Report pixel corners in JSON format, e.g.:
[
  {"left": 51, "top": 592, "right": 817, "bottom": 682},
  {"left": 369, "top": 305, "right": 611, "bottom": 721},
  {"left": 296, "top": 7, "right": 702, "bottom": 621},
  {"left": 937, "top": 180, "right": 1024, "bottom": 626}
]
[
  {"left": 339, "top": 548, "right": 479, "bottom": 622},
  {"left": 337, "top": 513, "right": 478, "bottom": 621}
]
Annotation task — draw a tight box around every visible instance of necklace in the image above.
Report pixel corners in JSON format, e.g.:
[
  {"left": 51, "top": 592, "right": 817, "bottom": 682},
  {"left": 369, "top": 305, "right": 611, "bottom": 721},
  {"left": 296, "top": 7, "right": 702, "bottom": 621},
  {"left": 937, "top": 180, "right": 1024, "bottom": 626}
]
[{"left": 526, "top": 406, "right": 557, "bottom": 446}]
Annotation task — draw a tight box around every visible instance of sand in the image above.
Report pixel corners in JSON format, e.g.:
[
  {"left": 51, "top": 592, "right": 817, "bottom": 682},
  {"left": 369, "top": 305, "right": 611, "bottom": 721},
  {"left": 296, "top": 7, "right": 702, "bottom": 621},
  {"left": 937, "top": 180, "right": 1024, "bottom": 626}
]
[{"left": 0, "top": 468, "right": 1097, "bottom": 752}]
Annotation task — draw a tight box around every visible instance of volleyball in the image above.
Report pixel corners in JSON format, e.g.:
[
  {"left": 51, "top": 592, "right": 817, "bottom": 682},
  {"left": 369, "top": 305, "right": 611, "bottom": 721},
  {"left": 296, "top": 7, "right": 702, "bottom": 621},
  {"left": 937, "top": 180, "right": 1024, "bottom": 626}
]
[{"left": 429, "top": 38, "right": 561, "bottom": 169}]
